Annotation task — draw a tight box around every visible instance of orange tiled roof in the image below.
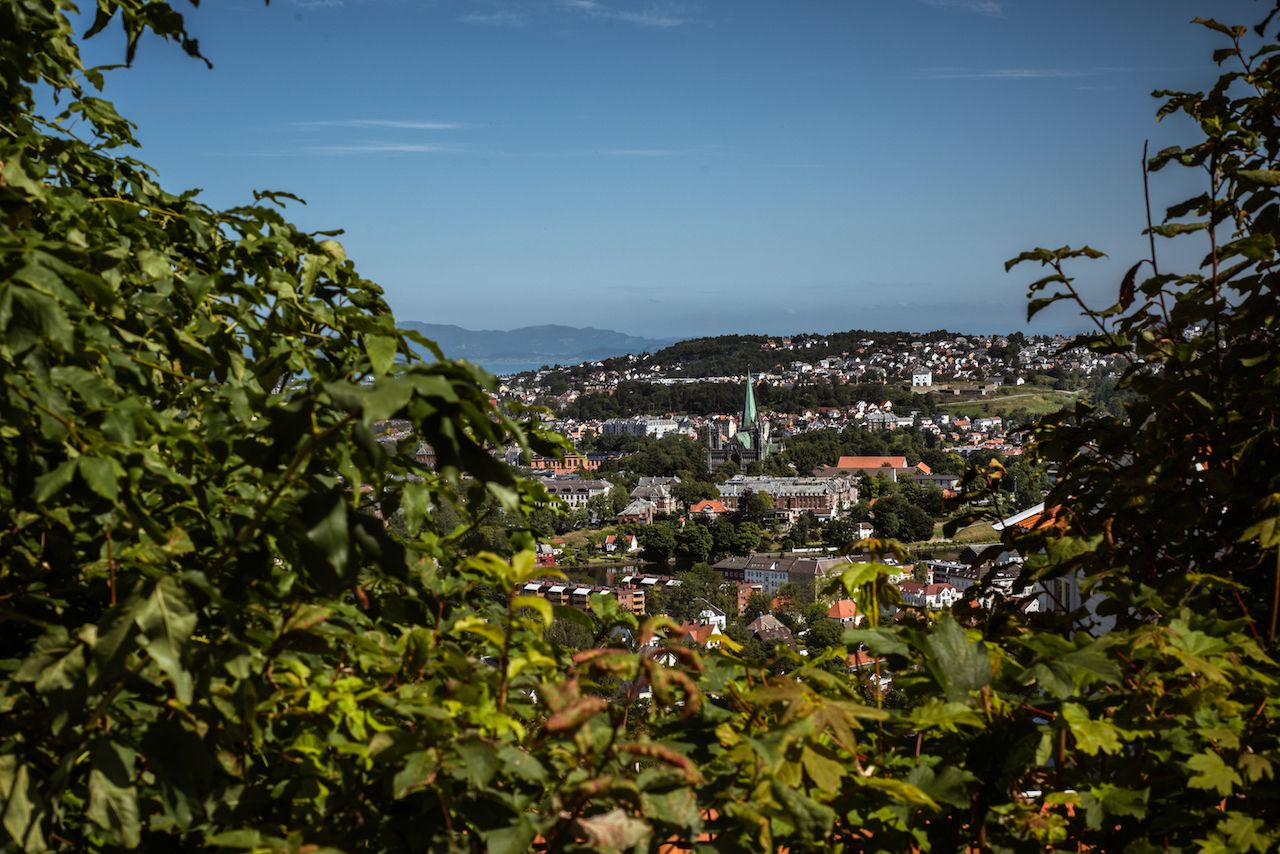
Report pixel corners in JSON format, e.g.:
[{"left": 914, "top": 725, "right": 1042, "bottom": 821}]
[
  {"left": 679, "top": 623, "right": 720, "bottom": 645},
  {"left": 836, "top": 455, "right": 908, "bottom": 469},
  {"left": 827, "top": 599, "right": 860, "bottom": 620},
  {"left": 847, "top": 650, "right": 884, "bottom": 669},
  {"left": 1015, "top": 504, "right": 1065, "bottom": 530}
]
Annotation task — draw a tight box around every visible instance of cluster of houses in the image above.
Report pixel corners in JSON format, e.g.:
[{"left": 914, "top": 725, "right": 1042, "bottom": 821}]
[
  {"left": 527, "top": 453, "right": 973, "bottom": 530},
  {"left": 579, "top": 471, "right": 866, "bottom": 529},
  {"left": 499, "top": 331, "right": 1122, "bottom": 409},
  {"left": 515, "top": 400, "right": 1026, "bottom": 473},
  {"left": 518, "top": 575, "right": 682, "bottom": 617},
  {"left": 488, "top": 329, "right": 1129, "bottom": 476}
]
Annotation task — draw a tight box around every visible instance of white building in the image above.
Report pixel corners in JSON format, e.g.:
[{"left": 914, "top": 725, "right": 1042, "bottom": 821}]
[
  {"left": 898, "top": 581, "right": 961, "bottom": 609},
  {"left": 695, "top": 603, "right": 728, "bottom": 632},
  {"left": 602, "top": 416, "right": 679, "bottom": 439},
  {"left": 543, "top": 479, "right": 612, "bottom": 509}
]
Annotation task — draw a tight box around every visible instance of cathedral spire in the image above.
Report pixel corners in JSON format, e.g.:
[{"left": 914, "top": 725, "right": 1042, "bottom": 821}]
[{"left": 743, "top": 370, "right": 757, "bottom": 426}]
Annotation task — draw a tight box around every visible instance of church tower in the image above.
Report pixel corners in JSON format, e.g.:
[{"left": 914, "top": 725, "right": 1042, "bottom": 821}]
[{"left": 708, "top": 369, "right": 772, "bottom": 471}]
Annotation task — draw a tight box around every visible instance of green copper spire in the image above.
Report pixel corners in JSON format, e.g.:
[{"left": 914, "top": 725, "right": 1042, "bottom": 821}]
[{"left": 743, "top": 370, "right": 757, "bottom": 426}]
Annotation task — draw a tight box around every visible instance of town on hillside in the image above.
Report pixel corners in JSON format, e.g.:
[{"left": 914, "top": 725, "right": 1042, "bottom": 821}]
[{"left": 370, "top": 327, "right": 1115, "bottom": 690}]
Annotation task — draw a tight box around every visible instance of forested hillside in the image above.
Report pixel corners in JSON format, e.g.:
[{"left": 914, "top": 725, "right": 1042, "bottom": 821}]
[{"left": 519, "top": 328, "right": 975, "bottom": 381}]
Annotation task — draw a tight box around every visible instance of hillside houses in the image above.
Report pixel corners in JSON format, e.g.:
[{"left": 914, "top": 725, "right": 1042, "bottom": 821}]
[{"left": 499, "top": 330, "right": 1123, "bottom": 412}]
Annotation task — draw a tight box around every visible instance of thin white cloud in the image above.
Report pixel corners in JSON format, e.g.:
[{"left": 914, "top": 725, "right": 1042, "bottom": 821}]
[
  {"left": 305, "top": 142, "right": 457, "bottom": 155},
  {"left": 458, "top": 10, "right": 527, "bottom": 26},
  {"left": 915, "top": 67, "right": 1092, "bottom": 80},
  {"left": 560, "top": 0, "right": 690, "bottom": 28},
  {"left": 291, "top": 119, "right": 472, "bottom": 130},
  {"left": 600, "top": 148, "right": 677, "bottom": 157},
  {"left": 920, "top": 0, "right": 1005, "bottom": 16}
]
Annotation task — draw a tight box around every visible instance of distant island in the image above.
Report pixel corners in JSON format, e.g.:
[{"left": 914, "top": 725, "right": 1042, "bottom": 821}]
[{"left": 399, "top": 322, "right": 680, "bottom": 375}]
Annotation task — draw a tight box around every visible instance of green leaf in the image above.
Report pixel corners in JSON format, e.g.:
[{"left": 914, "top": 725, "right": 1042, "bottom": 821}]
[
  {"left": 1028, "top": 293, "right": 1069, "bottom": 321},
  {"left": 496, "top": 745, "right": 546, "bottom": 784},
  {"left": 303, "top": 489, "right": 352, "bottom": 585},
  {"left": 850, "top": 774, "right": 939, "bottom": 808},
  {"left": 0, "top": 756, "right": 47, "bottom": 853},
  {"left": 91, "top": 596, "right": 142, "bottom": 689},
  {"left": 393, "top": 750, "right": 438, "bottom": 799},
  {"left": 801, "top": 746, "right": 845, "bottom": 791},
  {"left": 1148, "top": 221, "right": 1208, "bottom": 237},
  {"left": 641, "top": 787, "right": 701, "bottom": 832},
  {"left": 1238, "top": 752, "right": 1274, "bottom": 783},
  {"left": 483, "top": 817, "right": 539, "bottom": 854},
  {"left": 843, "top": 627, "right": 910, "bottom": 657},
  {"left": 511, "top": 594, "right": 553, "bottom": 627},
  {"left": 1187, "top": 750, "right": 1242, "bottom": 796},
  {"left": 205, "top": 830, "right": 271, "bottom": 848},
  {"left": 133, "top": 576, "right": 197, "bottom": 704},
  {"left": 1061, "top": 704, "right": 1123, "bottom": 756},
  {"left": 770, "top": 779, "right": 835, "bottom": 843},
  {"left": 907, "top": 763, "right": 975, "bottom": 810},
  {"left": 0, "top": 156, "right": 47, "bottom": 200},
  {"left": 1192, "top": 17, "right": 1247, "bottom": 38},
  {"left": 87, "top": 741, "right": 141, "bottom": 848},
  {"left": 33, "top": 459, "right": 78, "bottom": 502},
  {"left": 1210, "top": 813, "right": 1274, "bottom": 853},
  {"left": 13, "top": 628, "right": 80, "bottom": 692},
  {"left": 365, "top": 334, "right": 398, "bottom": 376},
  {"left": 1236, "top": 169, "right": 1280, "bottom": 186},
  {"left": 1080, "top": 784, "right": 1148, "bottom": 830},
  {"left": 923, "top": 613, "right": 990, "bottom": 701},
  {"left": 908, "top": 698, "right": 984, "bottom": 732},
  {"left": 79, "top": 455, "right": 121, "bottom": 502},
  {"left": 836, "top": 560, "right": 898, "bottom": 593},
  {"left": 1019, "top": 638, "right": 1122, "bottom": 698},
  {"left": 452, "top": 615, "right": 506, "bottom": 647},
  {"left": 450, "top": 740, "right": 498, "bottom": 788}
]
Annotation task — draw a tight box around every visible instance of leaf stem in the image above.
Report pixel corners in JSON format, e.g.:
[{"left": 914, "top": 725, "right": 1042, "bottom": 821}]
[{"left": 1142, "top": 140, "right": 1171, "bottom": 325}]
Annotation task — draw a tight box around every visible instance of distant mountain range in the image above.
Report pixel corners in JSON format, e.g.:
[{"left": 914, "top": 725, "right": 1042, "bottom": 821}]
[{"left": 399, "top": 322, "right": 679, "bottom": 374}]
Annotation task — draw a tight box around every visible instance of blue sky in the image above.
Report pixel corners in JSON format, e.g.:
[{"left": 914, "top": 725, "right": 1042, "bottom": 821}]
[{"left": 81, "top": 0, "right": 1256, "bottom": 338}]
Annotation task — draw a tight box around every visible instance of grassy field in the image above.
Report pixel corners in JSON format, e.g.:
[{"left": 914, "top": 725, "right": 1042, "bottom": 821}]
[
  {"left": 938, "top": 386, "right": 1079, "bottom": 418},
  {"left": 929, "top": 519, "right": 1000, "bottom": 544}
]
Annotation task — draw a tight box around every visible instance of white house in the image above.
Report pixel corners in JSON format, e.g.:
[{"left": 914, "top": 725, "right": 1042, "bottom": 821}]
[
  {"left": 898, "top": 581, "right": 961, "bottom": 609},
  {"left": 543, "top": 478, "right": 612, "bottom": 509},
  {"left": 604, "top": 533, "right": 640, "bottom": 554},
  {"left": 695, "top": 603, "right": 728, "bottom": 633}
]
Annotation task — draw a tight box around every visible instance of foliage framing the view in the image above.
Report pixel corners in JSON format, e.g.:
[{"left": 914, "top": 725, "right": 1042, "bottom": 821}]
[{"left": 1, "top": 2, "right": 1278, "bottom": 853}]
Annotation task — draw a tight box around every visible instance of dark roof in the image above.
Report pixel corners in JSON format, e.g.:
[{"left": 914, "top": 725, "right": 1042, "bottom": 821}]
[{"left": 746, "top": 613, "right": 794, "bottom": 643}]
